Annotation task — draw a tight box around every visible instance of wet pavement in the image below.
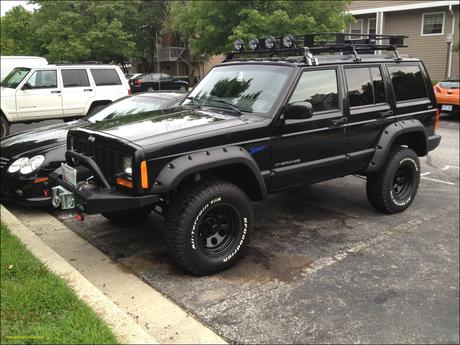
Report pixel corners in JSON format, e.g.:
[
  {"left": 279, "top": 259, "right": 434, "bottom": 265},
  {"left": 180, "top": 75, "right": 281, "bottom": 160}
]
[{"left": 7, "top": 117, "right": 460, "bottom": 343}]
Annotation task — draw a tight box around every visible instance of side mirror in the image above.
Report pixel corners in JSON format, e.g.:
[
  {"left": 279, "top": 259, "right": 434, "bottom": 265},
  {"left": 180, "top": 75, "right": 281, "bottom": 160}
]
[
  {"left": 284, "top": 101, "right": 313, "bottom": 120},
  {"left": 21, "top": 83, "right": 31, "bottom": 90}
]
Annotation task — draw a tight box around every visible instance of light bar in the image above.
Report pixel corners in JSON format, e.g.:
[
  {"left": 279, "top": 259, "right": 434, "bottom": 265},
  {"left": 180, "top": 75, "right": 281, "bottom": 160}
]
[
  {"left": 233, "top": 38, "right": 244, "bottom": 51},
  {"left": 265, "top": 36, "right": 276, "bottom": 49},
  {"left": 282, "top": 34, "right": 295, "bottom": 48},
  {"left": 248, "top": 38, "right": 259, "bottom": 50}
]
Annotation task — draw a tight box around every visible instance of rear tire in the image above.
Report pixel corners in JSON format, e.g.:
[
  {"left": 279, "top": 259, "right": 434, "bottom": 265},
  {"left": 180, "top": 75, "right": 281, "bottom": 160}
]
[
  {"left": 165, "top": 180, "right": 253, "bottom": 275},
  {"left": 1, "top": 116, "right": 9, "bottom": 138},
  {"left": 366, "top": 146, "right": 420, "bottom": 214},
  {"left": 102, "top": 206, "right": 152, "bottom": 224}
]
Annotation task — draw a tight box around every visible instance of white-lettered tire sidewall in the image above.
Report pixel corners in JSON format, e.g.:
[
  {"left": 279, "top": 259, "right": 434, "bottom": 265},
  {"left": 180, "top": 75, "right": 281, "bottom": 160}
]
[
  {"left": 184, "top": 189, "right": 251, "bottom": 273},
  {"left": 387, "top": 153, "right": 420, "bottom": 212}
]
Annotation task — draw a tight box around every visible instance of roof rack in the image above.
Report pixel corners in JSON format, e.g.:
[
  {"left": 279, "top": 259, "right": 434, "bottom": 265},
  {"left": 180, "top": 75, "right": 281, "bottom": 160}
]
[{"left": 225, "top": 32, "right": 408, "bottom": 64}]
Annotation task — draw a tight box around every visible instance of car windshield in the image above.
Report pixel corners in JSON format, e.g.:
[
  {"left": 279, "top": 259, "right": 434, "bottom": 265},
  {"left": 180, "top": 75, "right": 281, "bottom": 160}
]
[
  {"left": 1, "top": 67, "right": 30, "bottom": 88},
  {"left": 182, "top": 64, "right": 292, "bottom": 115},
  {"left": 439, "top": 81, "right": 460, "bottom": 89},
  {"left": 87, "top": 95, "right": 173, "bottom": 123}
]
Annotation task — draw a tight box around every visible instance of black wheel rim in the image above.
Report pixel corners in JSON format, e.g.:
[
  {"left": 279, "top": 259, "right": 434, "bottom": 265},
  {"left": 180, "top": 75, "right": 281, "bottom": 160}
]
[
  {"left": 392, "top": 165, "right": 414, "bottom": 202},
  {"left": 197, "top": 204, "right": 240, "bottom": 256}
]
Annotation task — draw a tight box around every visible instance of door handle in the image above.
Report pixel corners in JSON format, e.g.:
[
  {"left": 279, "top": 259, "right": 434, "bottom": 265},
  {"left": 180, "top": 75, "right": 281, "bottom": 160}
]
[
  {"left": 84, "top": 88, "right": 93, "bottom": 92},
  {"left": 330, "top": 117, "right": 347, "bottom": 127},
  {"left": 378, "top": 110, "right": 393, "bottom": 118},
  {"left": 51, "top": 90, "right": 61, "bottom": 94}
]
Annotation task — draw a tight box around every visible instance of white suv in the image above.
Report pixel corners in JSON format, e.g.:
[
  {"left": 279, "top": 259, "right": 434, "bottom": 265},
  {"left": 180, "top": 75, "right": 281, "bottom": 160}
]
[{"left": 0, "top": 64, "right": 130, "bottom": 137}]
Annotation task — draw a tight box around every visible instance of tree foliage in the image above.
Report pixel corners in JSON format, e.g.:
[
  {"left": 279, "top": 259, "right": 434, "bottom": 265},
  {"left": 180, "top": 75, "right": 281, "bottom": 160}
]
[
  {"left": 0, "top": 1, "right": 168, "bottom": 63},
  {"left": 170, "top": 0, "right": 352, "bottom": 55}
]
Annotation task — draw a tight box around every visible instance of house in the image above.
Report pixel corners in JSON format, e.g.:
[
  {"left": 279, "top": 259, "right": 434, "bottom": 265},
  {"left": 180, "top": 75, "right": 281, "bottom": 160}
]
[{"left": 347, "top": 0, "right": 459, "bottom": 81}]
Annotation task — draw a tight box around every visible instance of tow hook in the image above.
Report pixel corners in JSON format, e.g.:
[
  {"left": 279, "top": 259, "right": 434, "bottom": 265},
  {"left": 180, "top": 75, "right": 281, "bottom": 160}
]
[{"left": 75, "top": 213, "right": 85, "bottom": 222}]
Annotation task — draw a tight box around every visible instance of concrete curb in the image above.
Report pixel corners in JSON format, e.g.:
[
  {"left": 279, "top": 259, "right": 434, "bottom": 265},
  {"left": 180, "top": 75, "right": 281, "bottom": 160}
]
[{"left": 1, "top": 205, "right": 157, "bottom": 345}]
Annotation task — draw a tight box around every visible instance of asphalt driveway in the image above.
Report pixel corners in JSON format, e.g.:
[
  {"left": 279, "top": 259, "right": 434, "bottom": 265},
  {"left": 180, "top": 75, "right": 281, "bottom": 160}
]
[{"left": 6, "top": 117, "right": 459, "bottom": 343}]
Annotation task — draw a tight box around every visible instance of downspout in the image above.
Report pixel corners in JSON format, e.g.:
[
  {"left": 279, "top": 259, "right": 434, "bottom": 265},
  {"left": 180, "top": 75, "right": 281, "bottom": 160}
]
[{"left": 447, "top": 1, "right": 455, "bottom": 79}]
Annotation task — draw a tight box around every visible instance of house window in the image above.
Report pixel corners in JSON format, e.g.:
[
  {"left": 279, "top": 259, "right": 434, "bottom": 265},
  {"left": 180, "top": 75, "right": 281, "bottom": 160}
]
[
  {"left": 368, "top": 18, "right": 376, "bottom": 34},
  {"left": 350, "top": 19, "right": 363, "bottom": 35},
  {"left": 421, "top": 12, "right": 444, "bottom": 35}
]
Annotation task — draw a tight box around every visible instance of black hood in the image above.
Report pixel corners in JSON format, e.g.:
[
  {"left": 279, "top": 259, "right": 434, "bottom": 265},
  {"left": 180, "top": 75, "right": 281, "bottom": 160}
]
[
  {"left": 80, "top": 106, "right": 248, "bottom": 148},
  {"left": 0, "top": 120, "right": 87, "bottom": 159}
]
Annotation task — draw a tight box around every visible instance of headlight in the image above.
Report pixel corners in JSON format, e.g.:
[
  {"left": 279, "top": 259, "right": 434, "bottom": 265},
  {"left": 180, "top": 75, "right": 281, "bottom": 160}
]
[
  {"left": 7, "top": 155, "right": 45, "bottom": 174},
  {"left": 122, "top": 156, "right": 132, "bottom": 175}
]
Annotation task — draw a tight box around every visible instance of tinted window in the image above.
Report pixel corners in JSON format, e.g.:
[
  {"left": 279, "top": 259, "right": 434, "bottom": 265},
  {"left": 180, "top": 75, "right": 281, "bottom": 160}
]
[
  {"left": 62, "top": 69, "right": 90, "bottom": 87},
  {"left": 345, "top": 67, "right": 386, "bottom": 107},
  {"left": 27, "top": 70, "right": 57, "bottom": 89},
  {"left": 388, "top": 65, "right": 427, "bottom": 101},
  {"left": 289, "top": 69, "right": 338, "bottom": 112},
  {"left": 90, "top": 69, "right": 122, "bottom": 86},
  {"left": 371, "top": 67, "right": 386, "bottom": 103}
]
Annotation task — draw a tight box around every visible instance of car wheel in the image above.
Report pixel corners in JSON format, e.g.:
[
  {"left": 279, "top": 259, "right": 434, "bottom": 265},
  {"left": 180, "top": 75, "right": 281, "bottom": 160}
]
[
  {"left": 366, "top": 146, "right": 420, "bottom": 214},
  {"left": 179, "top": 85, "right": 186, "bottom": 91},
  {"left": 1, "top": 116, "right": 9, "bottom": 138},
  {"left": 165, "top": 180, "right": 253, "bottom": 275},
  {"left": 102, "top": 206, "right": 152, "bottom": 224}
]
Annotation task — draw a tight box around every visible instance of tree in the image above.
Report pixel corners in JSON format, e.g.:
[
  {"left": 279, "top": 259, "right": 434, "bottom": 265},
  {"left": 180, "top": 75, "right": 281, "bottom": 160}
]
[
  {"left": 30, "top": 1, "right": 136, "bottom": 63},
  {"left": 0, "top": 6, "right": 42, "bottom": 56},
  {"left": 170, "top": 0, "right": 352, "bottom": 55}
]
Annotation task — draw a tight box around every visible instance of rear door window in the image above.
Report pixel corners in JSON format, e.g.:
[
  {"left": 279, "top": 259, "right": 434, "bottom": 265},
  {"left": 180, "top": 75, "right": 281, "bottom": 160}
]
[
  {"left": 90, "top": 69, "right": 122, "bottom": 86},
  {"left": 62, "top": 69, "right": 90, "bottom": 87},
  {"left": 289, "top": 69, "right": 339, "bottom": 113},
  {"left": 345, "top": 66, "right": 386, "bottom": 107},
  {"left": 387, "top": 65, "right": 428, "bottom": 102}
]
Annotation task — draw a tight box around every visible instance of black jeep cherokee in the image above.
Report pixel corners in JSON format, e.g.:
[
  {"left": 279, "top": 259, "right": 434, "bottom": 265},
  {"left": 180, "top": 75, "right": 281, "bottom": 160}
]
[{"left": 51, "top": 33, "right": 441, "bottom": 275}]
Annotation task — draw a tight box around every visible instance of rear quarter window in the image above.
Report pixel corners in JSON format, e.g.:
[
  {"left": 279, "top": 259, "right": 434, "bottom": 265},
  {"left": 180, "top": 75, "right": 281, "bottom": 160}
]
[
  {"left": 387, "top": 65, "right": 428, "bottom": 102},
  {"left": 90, "top": 69, "right": 122, "bottom": 86}
]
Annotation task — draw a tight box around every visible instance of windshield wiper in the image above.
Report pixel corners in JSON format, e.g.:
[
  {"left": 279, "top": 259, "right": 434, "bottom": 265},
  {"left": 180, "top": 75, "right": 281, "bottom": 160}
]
[
  {"left": 185, "top": 96, "right": 202, "bottom": 107},
  {"left": 203, "top": 97, "right": 242, "bottom": 115}
]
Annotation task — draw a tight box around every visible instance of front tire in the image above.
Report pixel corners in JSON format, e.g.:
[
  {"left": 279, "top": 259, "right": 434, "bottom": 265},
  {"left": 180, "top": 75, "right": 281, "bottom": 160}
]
[
  {"left": 366, "top": 147, "right": 420, "bottom": 213},
  {"left": 102, "top": 206, "right": 152, "bottom": 224},
  {"left": 165, "top": 180, "right": 253, "bottom": 275},
  {"left": 1, "top": 116, "right": 9, "bottom": 138}
]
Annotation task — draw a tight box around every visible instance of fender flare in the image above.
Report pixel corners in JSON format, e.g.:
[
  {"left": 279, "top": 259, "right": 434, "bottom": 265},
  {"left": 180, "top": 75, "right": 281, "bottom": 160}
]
[
  {"left": 150, "top": 146, "right": 268, "bottom": 199},
  {"left": 365, "top": 119, "right": 428, "bottom": 173}
]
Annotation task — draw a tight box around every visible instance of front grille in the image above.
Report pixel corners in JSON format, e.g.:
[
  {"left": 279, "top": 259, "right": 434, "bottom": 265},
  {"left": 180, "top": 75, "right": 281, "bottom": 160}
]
[
  {"left": 72, "top": 138, "right": 122, "bottom": 185},
  {"left": 0, "top": 157, "right": 10, "bottom": 170}
]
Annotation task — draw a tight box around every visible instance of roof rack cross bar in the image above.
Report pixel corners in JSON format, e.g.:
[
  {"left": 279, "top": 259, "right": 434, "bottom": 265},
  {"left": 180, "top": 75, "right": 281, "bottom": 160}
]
[{"left": 226, "top": 32, "right": 408, "bottom": 62}]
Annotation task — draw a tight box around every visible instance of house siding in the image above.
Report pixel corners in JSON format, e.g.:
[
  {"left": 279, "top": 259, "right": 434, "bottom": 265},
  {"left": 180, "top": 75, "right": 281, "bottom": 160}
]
[
  {"left": 383, "top": 6, "right": 459, "bottom": 80},
  {"left": 350, "top": 2, "right": 459, "bottom": 81},
  {"left": 348, "top": 1, "right": 434, "bottom": 12}
]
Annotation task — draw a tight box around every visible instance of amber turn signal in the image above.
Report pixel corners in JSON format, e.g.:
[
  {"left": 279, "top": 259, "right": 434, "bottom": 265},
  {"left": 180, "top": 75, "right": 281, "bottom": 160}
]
[
  {"left": 116, "top": 177, "right": 133, "bottom": 189},
  {"left": 33, "top": 177, "right": 48, "bottom": 184},
  {"left": 140, "top": 160, "right": 149, "bottom": 189}
]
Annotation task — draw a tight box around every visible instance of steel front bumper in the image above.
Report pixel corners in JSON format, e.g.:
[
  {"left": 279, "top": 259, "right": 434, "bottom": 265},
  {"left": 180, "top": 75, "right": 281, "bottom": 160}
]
[{"left": 49, "top": 170, "right": 160, "bottom": 214}]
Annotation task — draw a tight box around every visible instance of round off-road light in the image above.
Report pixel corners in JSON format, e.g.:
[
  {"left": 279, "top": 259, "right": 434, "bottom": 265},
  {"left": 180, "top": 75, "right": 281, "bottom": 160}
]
[
  {"left": 282, "top": 34, "right": 295, "bottom": 48},
  {"left": 248, "top": 38, "right": 259, "bottom": 50},
  {"left": 233, "top": 38, "right": 244, "bottom": 51},
  {"left": 265, "top": 36, "right": 276, "bottom": 49}
]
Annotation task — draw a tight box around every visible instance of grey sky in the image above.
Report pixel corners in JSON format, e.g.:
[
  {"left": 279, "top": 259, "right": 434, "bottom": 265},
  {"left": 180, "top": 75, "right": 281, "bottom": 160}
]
[{"left": 1, "top": 0, "right": 38, "bottom": 16}]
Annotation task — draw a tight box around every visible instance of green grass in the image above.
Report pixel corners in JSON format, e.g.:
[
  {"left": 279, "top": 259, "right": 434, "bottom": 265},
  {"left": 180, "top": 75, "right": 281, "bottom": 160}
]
[{"left": 0, "top": 223, "right": 118, "bottom": 344}]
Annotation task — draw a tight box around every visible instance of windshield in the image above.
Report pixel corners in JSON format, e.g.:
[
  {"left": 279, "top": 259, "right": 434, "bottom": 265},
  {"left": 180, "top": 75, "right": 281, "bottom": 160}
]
[
  {"left": 1, "top": 67, "right": 30, "bottom": 88},
  {"left": 440, "top": 81, "right": 460, "bottom": 89},
  {"left": 182, "top": 64, "right": 292, "bottom": 115},
  {"left": 87, "top": 95, "right": 173, "bottom": 123}
]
